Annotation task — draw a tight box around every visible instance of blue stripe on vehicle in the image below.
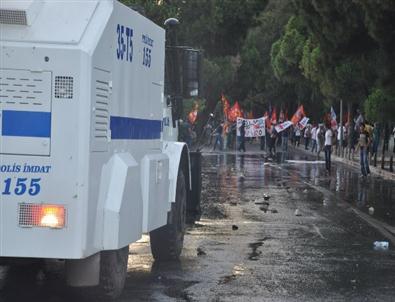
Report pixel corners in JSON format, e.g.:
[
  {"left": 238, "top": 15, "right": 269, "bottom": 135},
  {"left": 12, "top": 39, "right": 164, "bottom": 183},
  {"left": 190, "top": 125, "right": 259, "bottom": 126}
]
[
  {"left": 1, "top": 110, "right": 51, "bottom": 138},
  {"left": 110, "top": 116, "right": 162, "bottom": 140}
]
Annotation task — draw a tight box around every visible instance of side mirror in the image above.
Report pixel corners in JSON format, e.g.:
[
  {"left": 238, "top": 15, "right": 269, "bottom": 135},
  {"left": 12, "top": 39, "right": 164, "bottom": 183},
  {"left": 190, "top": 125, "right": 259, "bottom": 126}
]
[{"left": 183, "top": 49, "right": 202, "bottom": 98}]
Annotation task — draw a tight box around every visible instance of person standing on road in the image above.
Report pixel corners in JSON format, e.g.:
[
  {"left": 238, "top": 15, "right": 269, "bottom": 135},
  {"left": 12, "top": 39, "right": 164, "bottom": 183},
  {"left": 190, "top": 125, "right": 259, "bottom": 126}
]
[
  {"left": 371, "top": 122, "right": 380, "bottom": 159},
  {"left": 230, "top": 122, "right": 236, "bottom": 150},
  {"left": 266, "top": 124, "right": 271, "bottom": 151},
  {"left": 268, "top": 124, "right": 277, "bottom": 156},
  {"left": 238, "top": 120, "right": 246, "bottom": 152},
  {"left": 294, "top": 126, "right": 301, "bottom": 146},
  {"left": 393, "top": 125, "right": 395, "bottom": 153},
  {"left": 324, "top": 123, "right": 333, "bottom": 173},
  {"left": 364, "top": 122, "right": 373, "bottom": 158},
  {"left": 350, "top": 123, "right": 359, "bottom": 152},
  {"left": 204, "top": 122, "right": 213, "bottom": 146},
  {"left": 290, "top": 125, "right": 295, "bottom": 145},
  {"left": 304, "top": 124, "right": 311, "bottom": 150},
  {"left": 223, "top": 121, "right": 230, "bottom": 150},
  {"left": 311, "top": 124, "right": 317, "bottom": 153},
  {"left": 260, "top": 132, "right": 266, "bottom": 151},
  {"left": 383, "top": 124, "right": 390, "bottom": 152},
  {"left": 231, "top": 122, "right": 237, "bottom": 149},
  {"left": 337, "top": 124, "right": 346, "bottom": 152},
  {"left": 277, "top": 130, "right": 283, "bottom": 148},
  {"left": 355, "top": 123, "right": 371, "bottom": 177},
  {"left": 316, "top": 124, "right": 325, "bottom": 159},
  {"left": 213, "top": 121, "right": 224, "bottom": 151},
  {"left": 282, "top": 127, "right": 289, "bottom": 152}
]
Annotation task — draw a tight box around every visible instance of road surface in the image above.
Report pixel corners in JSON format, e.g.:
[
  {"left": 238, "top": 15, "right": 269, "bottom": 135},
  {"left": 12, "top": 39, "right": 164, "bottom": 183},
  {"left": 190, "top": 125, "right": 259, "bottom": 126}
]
[{"left": 0, "top": 146, "right": 394, "bottom": 301}]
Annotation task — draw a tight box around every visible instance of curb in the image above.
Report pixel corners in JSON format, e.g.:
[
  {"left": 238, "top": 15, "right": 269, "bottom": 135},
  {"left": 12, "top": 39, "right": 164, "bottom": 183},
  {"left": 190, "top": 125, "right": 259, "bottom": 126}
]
[
  {"left": 333, "top": 156, "right": 395, "bottom": 181},
  {"left": 294, "top": 146, "right": 395, "bottom": 181}
]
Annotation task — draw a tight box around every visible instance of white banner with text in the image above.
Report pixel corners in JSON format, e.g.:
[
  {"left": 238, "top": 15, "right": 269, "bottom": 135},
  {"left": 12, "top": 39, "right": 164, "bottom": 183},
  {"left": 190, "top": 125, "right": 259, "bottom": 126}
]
[{"left": 236, "top": 117, "right": 266, "bottom": 137}]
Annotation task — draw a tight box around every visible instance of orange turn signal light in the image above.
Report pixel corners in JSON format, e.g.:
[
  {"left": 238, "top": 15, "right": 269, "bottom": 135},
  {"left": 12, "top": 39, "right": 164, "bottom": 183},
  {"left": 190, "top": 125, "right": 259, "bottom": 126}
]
[
  {"left": 19, "top": 203, "right": 66, "bottom": 229},
  {"left": 40, "top": 206, "right": 65, "bottom": 228}
]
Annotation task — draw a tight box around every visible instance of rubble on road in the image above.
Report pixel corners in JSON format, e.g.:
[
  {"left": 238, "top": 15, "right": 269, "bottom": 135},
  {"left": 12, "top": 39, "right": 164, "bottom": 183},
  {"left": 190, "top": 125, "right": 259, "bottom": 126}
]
[
  {"left": 294, "top": 209, "right": 302, "bottom": 216},
  {"left": 197, "top": 247, "right": 207, "bottom": 256}
]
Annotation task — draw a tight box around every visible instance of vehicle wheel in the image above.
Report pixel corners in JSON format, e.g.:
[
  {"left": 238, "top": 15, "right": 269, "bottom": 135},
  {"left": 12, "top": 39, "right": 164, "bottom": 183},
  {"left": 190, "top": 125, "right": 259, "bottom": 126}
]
[
  {"left": 98, "top": 245, "right": 129, "bottom": 299},
  {"left": 150, "top": 169, "right": 186, "bottom": 261}
]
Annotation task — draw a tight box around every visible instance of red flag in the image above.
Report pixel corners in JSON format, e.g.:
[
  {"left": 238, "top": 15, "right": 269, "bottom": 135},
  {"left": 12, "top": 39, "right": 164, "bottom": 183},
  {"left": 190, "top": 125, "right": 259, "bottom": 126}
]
[
  {"left": 264, "top": 111, "right": 271, "bottom": 128},
  {"left": 228, "top": 101, "right": 243, "bottom": 122},
  {"left": 291, "top": 105, "right": 305, "bottom": 125},
  {"left": 271, "top": 107, "right": 277, "bottom": 124},
  {"left": 221, "top": 94, "right": 230, "bottom": 119}
]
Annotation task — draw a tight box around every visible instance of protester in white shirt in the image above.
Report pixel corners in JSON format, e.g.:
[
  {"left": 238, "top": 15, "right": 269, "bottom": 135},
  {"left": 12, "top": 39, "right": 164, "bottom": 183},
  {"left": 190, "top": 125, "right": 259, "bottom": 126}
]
[
  {"left": 324, "top": 125, "right": 333, "bottom": 173},
  {"left": 294, "top": 127, "right": 301, "bottom": 146},
  {"left": 311, "top": 125, "right": 317, "bottom": 153},
  {"left": 304, "top": 124, "right": 312, "bottom": 150},
  {"left": 337, "top": 125, "right": 346, "bottom": 147},
  {"left": 316, "top": 124, "right": 325, "bottom": 159}
]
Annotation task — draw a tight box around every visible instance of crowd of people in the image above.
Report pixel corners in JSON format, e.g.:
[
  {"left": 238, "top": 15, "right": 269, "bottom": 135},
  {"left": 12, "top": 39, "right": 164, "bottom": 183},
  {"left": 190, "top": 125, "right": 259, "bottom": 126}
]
[
  {"left": 202, "top": 119, "right": 288, "bottom": 155},
  {"left": 180, "top": 114, "right": 395, "bottom": 178},
  {"left": 291, "top": 119, "right": 395, "bottom": 177}
]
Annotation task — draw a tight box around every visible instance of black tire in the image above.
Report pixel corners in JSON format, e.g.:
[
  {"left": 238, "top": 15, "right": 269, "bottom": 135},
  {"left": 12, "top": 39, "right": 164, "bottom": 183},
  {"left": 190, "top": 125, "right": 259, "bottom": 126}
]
[
  {"left": 150, "top": 169, "right": 187, "bottom": 261},
  {"left": 98, "top": 245, "right": 129, "bottom": 299},
  {"left": 186, "top": 151, "right": 202, "bottom": 224}
]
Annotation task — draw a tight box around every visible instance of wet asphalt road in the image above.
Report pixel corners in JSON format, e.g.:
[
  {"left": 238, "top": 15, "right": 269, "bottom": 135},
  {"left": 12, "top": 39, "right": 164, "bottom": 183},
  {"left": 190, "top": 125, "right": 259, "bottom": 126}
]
[{"left": 0, "top": 146, "right": 395, "bottom": 301}]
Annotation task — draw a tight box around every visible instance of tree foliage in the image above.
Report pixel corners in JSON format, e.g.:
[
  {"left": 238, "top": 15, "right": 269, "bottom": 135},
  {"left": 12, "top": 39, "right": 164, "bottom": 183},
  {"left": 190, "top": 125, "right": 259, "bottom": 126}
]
[
  {"left": 236, "top": 0, "right": 297, "bottom": 115},
  {"left": 271, "top": 16, "right": 306, "bottom": 83},
  {"left": 364, "top": 88, "right": 395, "bottom": 123},
  {"left": 120, "top": 0, "right": 395, "bottom": 123},
  {"left": 123, "top": 0, "right": 267, "bottom": 57}
]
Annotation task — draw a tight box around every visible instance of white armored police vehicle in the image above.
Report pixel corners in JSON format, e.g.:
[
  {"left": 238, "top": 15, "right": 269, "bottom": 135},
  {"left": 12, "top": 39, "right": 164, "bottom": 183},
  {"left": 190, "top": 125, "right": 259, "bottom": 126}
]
[{"left": 0, "top": 0, "right": 201, "bottom": 298}]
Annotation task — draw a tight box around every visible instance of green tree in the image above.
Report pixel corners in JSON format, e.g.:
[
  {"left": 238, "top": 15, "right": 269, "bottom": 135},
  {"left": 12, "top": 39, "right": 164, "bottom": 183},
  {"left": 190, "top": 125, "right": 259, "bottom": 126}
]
[
  {"left": 364, "top": 88, "right": 395, "bottom": 123},
  {"left": 292, "top": 0, "right": 377, "bottom": 104},
  {"left": 121, "top": 0, "right": 395, "bottom": 123},
  {"left": 270, "top": 15, "right": 324, "bottom": 118},
  {"left": 202, "top": 56, "right": 238, "bottom": 116},
  {"left": 237, "top": 0, "right": 296, "bottom": 115},
  {"left": 271, "top": 16, "right": 307, "bottom": 82}
]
